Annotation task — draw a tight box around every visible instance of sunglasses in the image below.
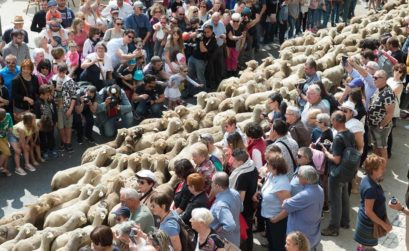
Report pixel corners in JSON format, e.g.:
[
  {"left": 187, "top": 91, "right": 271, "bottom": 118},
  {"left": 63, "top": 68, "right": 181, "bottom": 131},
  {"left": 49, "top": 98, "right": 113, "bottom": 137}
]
[
  {"left": 6, "top": 61, "right": 16, "bottom": 65},
  {"left": 193, "top": 10, "right": 198, "bottom": 13},
  {"left": 233, "top": 20, "right": 239, "bottom": 22},
  {"left": 373, "top": 76, "right": 384, "bottom": 80},
  {"left": 179, "top": 13, "right": 185, "bottom": 16},
  {"left": 341, "top": 109, "right": 350, "bottom": 113},
  {"left": 155, "top": 10, "right": 162, "bottom": 13},
  {"left": 200, "top": 5, "right": 206, "bottom": 8},
  {"left": 127, "top": 35, "right": 135, "bottom": 39},
  {"left": 394, "top": 69, "right": 403, "bottom": 73},
  {"left": 116, "top": 22, "right": 123, "bottom": 25}
]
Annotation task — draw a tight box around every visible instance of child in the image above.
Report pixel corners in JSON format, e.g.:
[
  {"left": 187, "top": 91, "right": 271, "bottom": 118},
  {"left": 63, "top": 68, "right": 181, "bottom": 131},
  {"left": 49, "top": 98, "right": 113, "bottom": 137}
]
[
  {"left": 46, "top": 1, "right": 67, "bottom": 47},
  {"left": 34, "top": 85, "right": 58, "bottom": 160},
  {"left": 0, "top": 109, "right": 13, "bottom": 176},
  {"left": 9, "top": 113, "right": 37, "bottom": 176},
  {"left": 66, "top": 41, "right": 80, "bottom": 78},
  {"left": 164, "top": 65, "right": 203, "bottom": 110},
  {"left": 52, "top": 63, "right": 78, "bottom": 152}
]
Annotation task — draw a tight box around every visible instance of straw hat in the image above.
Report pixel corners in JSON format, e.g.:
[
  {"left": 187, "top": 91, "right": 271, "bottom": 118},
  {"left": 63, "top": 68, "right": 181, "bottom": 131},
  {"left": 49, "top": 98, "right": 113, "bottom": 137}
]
[{"left": 13, "top": 16, "right": 24, "bottom": 24}]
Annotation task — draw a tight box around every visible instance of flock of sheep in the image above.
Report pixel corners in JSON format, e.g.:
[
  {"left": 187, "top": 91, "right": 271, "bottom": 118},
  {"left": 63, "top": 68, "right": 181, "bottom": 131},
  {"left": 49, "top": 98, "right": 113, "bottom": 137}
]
[{"left": 0, "top": 1, "right": 408, "bottom": 250}]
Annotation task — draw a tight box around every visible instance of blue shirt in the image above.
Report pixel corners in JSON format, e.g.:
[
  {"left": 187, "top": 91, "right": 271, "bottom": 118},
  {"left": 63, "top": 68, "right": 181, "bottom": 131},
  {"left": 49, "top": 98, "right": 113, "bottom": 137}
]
[
  {"left": 350, "top": 69, "right": 376, "bottom": 109},
  {"left": 261, "top": 174, "right": 291, "bottom": 218},
  {"left": 160, "top": 210, "right": 180, "bottom": 237},
  {"left": 283, "top": 184, "right": 324, "bottom": 248},
  {"left": 0, "top": 66, "right": 20, "bottom": 97},
  {"left": 358, "top": 175, "right": 387, "bottom": 221},
  {"left": 290, "top": 168, "right": 303, "bottom": 196},
  {"left": 125, "top": 14, "right": 152, "bottom": 38},
  {"left": 210, "top": 188, "right": 242, "bottom": 247},
  {"left": 299, "top": 73, "right": 321, "bottom": 108}
]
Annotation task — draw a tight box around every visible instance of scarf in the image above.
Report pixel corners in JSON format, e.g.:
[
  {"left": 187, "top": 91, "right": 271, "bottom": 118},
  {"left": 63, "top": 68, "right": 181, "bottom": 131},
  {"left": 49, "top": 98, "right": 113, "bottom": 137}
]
[{"left": 229, "top": 158, "right": 256, "bottom": 189}]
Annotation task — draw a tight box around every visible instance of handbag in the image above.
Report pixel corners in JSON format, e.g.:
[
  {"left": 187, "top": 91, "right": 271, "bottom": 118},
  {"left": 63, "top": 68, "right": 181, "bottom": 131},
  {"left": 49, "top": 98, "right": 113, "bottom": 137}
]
[
  {"left": 13, "top": 76, "right": 32, "bottom": 122},
  {"left": 373, "top": 218, "right": 389, "bottom": 239},
  {"left": 210, "top": 234, "right": 240, "bottom": 251}
]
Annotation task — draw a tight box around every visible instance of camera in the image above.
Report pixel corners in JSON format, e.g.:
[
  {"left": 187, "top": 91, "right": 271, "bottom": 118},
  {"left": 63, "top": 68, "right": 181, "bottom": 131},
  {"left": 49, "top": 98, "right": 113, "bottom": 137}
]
[
  {"left": 341, "top": 55, "right": 349, "bottom": 66},
  {"left": 196, "top": 28, "right": 204, "bottom": 40},
  {"left": 83, "top": 95, "right": 91, "bottom": 104},
  {"left": 109, "top": 96, "right": 118, "bottom": 107}
]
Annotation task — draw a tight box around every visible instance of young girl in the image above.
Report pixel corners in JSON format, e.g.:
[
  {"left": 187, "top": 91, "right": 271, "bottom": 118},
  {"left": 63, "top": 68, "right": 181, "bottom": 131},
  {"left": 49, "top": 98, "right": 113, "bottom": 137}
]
[
  {"left": 164, "top": 65, "right": 203, "bottom": 110},
  {"left": 285, "top": 231, "right": 310, "bottom": 251},
  {"left": 66, "top": 41, "right": 80, "bottom": 78},
  {"left": 9, "top": 113, "right": 38, "bottom": 176}
]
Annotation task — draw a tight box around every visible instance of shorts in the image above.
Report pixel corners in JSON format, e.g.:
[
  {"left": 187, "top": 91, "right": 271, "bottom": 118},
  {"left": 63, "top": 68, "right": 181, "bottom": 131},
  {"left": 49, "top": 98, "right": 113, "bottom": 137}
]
[
  {"left": 369, "top": 125, "right": 392, "bottom": 149},
  {"left": 57, "top": 109, "right": 73, "bottom": 129},
  {"left": 7, "top": 134, "right": 18, "bottom": 144},
  {"left": 0, "top": 138, "right": 10, "bottom": 156}
]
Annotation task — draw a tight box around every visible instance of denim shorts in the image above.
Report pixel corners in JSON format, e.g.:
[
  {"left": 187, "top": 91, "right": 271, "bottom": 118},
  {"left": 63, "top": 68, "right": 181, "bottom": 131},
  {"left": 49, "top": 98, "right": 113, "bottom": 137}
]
[
  {"left": 369, "top": 125, "right": 392, "bottom": 149},
  {"left": 7, "top": 134, "right": 18, "bottom": 144}
]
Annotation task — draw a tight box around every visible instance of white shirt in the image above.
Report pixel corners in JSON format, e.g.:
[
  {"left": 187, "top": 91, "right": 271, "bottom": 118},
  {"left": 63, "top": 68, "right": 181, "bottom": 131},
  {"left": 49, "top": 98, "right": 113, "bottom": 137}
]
[
  {"left": 101, "top": 2, "right": 134, "bottom": 20},
  {"left": 85, "top": 53, "right": 113, "bottom": 80},
  {"left": 345, "top": 118, "right": 365, "bottom": 134},
  {"left": 107, "top": 38, "right": 128, "bottom": 68}
]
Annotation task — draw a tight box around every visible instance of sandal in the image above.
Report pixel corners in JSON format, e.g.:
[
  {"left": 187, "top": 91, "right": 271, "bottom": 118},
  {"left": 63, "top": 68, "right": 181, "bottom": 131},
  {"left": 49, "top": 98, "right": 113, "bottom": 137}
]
[
  {"left": 0, "top": 167, "right": 11, "bottom": 177},
  {"left": 15, "top": 168, "right": 27, "bottom": 176}
]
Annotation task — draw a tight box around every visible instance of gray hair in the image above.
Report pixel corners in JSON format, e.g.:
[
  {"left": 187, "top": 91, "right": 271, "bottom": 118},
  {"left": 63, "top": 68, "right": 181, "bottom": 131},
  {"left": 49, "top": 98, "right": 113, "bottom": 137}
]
[
  {"left": 213, "top": 172, "right": 229, "bottom": 189},
  {"left": 375, "top": 69, "right": 387, "bottom": 79},
  {"left": 317, "top": 113, "right": 330, "bottom": 126},
  {"left": 231, "top": 148, "right": 249, "bottom": 163},
  {"left": 298, "top": 147, "right": 313, "bottom": 162},
  {"left": 286, "top": 106, "right": 301, "bottom": 119},
  {"left": 117, "top": 220, "right": 135, "bottom": 236},
  {"left": 298, "top": 165, "right": 319, "bottom": 184},
  {"left": 120, "top": 188, "right": 141, "bottom": 200},
  {"left": 308, "top": 84, "right": 321, "bottom": 95},
  {"left": 191, "top": 208, "right": 214, "bottom": 225},
  {"left": 32, "top": 48, "right": 45, "bottom": 58}
]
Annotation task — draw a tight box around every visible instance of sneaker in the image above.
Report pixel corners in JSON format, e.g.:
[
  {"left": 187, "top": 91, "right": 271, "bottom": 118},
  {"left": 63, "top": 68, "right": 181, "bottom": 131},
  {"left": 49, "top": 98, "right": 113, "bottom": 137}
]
[
  {"left": 85, "top": 136, "right": 95, "bottom": 143},
  {"left": 340, "top": 224, "right": 350, "bottom": 229},
  {"left": 58, "top": 144, "right": 65, "bottom": 151},
  {"left": 77, "top": 138, "right": 84, "bottom": 145},
  {"left": 15, "top": 168, "right": 27, "bottom": 176},
  {"left": 321, "top": 226, "right": 339, "bottom": 236},
  {"left": 65, "top": 144, "right": 74, "bottom": 152},
  {"left": 42, "top": 152, "right": 50, "bottom": 161},
  {"left": 0, "top": 167, "right": 11, "bottom": 177},
  {"left": 25, "top": 164, "right": 36, "bottom": 172},
  {"left": 50, "top": 150, "right": 59, "bottom": 158}
]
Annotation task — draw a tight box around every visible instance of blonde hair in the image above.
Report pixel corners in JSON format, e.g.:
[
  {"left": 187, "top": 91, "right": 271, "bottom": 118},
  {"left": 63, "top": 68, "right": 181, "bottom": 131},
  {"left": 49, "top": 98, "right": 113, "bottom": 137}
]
[
  {"left": 363, "top": 154, "right": 385, "bottom": 175},
  {"left": 287, "top": 231, "right": 310, "bottom": 251},
  {"left": 191, "top": 142, "right": 209, "bottom": 158}
]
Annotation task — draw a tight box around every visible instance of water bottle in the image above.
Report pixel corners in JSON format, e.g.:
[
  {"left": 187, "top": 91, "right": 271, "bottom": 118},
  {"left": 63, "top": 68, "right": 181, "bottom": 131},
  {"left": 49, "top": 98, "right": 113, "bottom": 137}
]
[{"left": 390, "top": 196, "right": 398, "bottom": 205}]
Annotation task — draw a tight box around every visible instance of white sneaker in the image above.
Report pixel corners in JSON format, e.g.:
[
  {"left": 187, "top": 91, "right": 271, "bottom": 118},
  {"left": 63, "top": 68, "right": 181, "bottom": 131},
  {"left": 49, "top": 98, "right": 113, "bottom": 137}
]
[
  {"left": 25, "top": 164, "right": 36, "bottom": 172},
  {"left": 15, "top": 168, "right": 27, "bottom": 176}
]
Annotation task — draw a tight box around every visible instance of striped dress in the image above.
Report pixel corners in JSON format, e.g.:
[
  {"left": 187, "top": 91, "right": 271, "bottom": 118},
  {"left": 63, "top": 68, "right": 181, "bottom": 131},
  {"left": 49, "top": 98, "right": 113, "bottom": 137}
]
[{"left": 354, "top": 175, "right": 387, "bottom": 246}]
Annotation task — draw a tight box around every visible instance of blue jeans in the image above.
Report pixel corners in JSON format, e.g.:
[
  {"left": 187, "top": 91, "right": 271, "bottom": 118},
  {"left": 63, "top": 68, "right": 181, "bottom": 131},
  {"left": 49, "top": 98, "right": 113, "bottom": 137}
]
[
  {"left": 135, "top": 100, "right": 164, "bottom": 119},
  {"left": 188, "top": 56, "right": 207, "bottom": 86},
  {"left": 342, "top": 0, "right": 352, "bottom": 23},
  {"left": 288, "top": 16, "right": 297, "bottom": 39},
  {"left": 322, "top": 1, "right": 340, "bottom": 26},
  {"left": 307, "top": 9, "right": 321, "bottom": 29},
  {"left": 100, "top": 111, "right": 133, "bottom": 138},
  {"left": 329, "top": 176, "right": 350, "bottom": 228}
]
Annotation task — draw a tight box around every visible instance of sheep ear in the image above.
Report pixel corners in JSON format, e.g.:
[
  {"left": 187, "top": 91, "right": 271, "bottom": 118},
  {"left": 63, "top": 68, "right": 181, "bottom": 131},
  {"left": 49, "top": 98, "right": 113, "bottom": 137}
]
[
  {"left": 25, "top": 228, "right": 31, "bottom": 235},
  {"left": 47, "top": 232, "right": 54, "bottom": 238},
  {"left": 99, "top": 191, "right": 104, "bottom": 197}
]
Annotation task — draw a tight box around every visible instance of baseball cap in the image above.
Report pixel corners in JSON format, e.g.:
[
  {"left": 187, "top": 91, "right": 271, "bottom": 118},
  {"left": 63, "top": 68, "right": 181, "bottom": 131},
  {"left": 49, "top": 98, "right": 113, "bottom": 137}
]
[
  {"left": 112, "top": 206, "right": 131, "bottom": 218},
  {"left": 136, "top": 169, "right": 156, "bottom": 182},
  {"left": 111, "top": 6, "right": 119, "bottom": 13},
  {"left": 48, "top": 0, "right": 57, "bottom": 7},
  {"left": 348, "top": 78, "right": 364, "bottom": 89}
]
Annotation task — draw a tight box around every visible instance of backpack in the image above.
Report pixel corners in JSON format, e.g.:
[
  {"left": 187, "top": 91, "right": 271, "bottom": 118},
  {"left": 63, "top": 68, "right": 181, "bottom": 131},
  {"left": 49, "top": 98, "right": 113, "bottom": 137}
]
[
  {"left": 324, "top": 94, "right": 340, "bottom": 114},
  {"left": 209, "top": 234, "right": 241, "bottom": 251},
  {"left": 329, "top": 132, "right": 361, "bottom": 183},
  {"left": 177, "top": 217, "right": 196, "bottom": 251},
  {"left": 210, "top": 155, "right": 223, "bottom": 171},
  {"left": 377, "top": 53, "right": 393, "bottom": 77}
]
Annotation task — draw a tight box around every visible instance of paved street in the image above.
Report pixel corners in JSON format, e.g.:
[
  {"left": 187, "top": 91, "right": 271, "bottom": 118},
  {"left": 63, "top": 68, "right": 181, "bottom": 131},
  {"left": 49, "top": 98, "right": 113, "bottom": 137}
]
[{"left": 0, "top": 0, "right": 408, "bottom": 250}]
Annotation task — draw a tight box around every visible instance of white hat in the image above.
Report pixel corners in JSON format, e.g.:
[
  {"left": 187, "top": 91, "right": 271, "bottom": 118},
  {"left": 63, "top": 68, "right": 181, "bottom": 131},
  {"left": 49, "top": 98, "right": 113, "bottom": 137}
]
[
  {"left": 136, "top": 170, "right": 156, "bottom": 182},
  {"left": 340, "top": 100, "right": 358, "bottom": 116},
  {"left": 231, "top": 13, "right": 241, "bottom": 21}
]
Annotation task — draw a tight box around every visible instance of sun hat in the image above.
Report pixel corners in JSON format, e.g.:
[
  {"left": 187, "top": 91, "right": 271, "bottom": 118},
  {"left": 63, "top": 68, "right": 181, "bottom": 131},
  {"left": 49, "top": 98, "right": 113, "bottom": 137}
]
[
  {"left": 12, "top": 16, "right": 24, "bottom": 24},
  {"left": 340, "top": 100, "right": 358, "bottom": 116},
  {"left": 136, "top": 169, "right": 156, "bottom": 183}
]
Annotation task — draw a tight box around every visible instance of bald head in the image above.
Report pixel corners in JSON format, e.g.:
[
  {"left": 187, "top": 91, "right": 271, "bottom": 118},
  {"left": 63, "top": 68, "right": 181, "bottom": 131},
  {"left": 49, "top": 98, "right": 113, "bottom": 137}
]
[
  {"left": 212, "top": 12, "right": 220, "bottom": 24},
  {"left": 212, "top": 171, "right": 229, "bottom": 189}
]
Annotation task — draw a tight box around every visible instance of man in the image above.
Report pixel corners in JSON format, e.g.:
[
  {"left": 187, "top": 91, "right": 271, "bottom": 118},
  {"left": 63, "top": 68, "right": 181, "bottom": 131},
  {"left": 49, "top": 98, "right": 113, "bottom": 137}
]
[
  {"left": 386, "top": 37, "right": 405, "bottom": 64},
  {"left": 143, "top": 56, "right": 170, "bottom": 82},
  {"left": 210, "top": 172, "right": 242, "bottom": 247},
  {"left": 96, "top": 84, "right": 134, "bottom": 137},
  {"left": 341, "top": 100, "right": 365, "bottom": 153},
  {"left": 298, "top": 59, "right": 320, "bottom": 108},
  {"left": 124, "top": 1, "right": 152, "bottom": 55},
  {"left": 290, "top": 147, "right": 314, "bottom": 196},
  {"left": 1, "top": 16, "right": 29, "bottom": 45},
  {"left": 75, "top": 85, "right": 98, "bottom": 143},
  {"left": 301, "top": 84, "right": 330, "bottom": 130},
  {"left": 218, "top": 116, "right": 247, "bottom": 148},
  {"left": 321, "top": 111, "right": 355, "bottom": 236},
  {"left": 344, "top": 58, "right": 378, "bottom": 108},
  {"left": 199, "top": 133, "right": 224, "bottom": 171},
  {"left": 31, "top": 0, "right": 48, "bottom": 32},
  {"left": 56, "top": 0, "right": 75, "bottom": 28},
  {"left": 101, "top": 0, "right": 133, "bottom": 20},
  {"left": 39, "top": 19, "right": 69, "bottom": 47},
  {"left": 107, "top": 29, "right": 142, "bottom": 68},
  {"left": 283, "top": 165, "right": 324, "bottom": 250},
  {"left": 203, "top": 12, "right": 226, "bottom": 90},
  {"left": 106, "top": 6, "right": 120, "bottom": 29},
  {"left": 2, "top": 30, "right": 30, "bottom": 65},
  {"left": 285, "top": 106, "right": 311, "bottom": 148},
  {"left": 112, "top": 206, "right": 131, "bottom": 224},
  {"left": 229, "top": 149, "right": 258, "bottom": 251},
  {"left": 0, "top": 55, "right": 20, "bottom": 97},
  {"left": 188, "top": 24, "right": 218, "bottom": 90},
  {"left": 117, "top": 188, "right": 155, "bottom": 234},
  {"left": 132, "top": 74, "right": 165, "bottom": 121},
  {"left": 175, "top": 6, "right": 188, "bottom": 32},
  {"left": 268, "top": 119, "right": 299, "bottom": 178},
  {"left": 368, "top": 70, "right": 395, "bottom": 166}
]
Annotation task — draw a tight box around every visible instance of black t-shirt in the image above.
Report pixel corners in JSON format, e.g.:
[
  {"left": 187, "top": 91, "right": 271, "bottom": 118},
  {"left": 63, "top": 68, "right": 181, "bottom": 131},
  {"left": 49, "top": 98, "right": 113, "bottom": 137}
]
[
  {"left": 331, "top": 130, "right": 355, "bottom": 161},
  {"left": 135, "top": 84, "right": 164, "bottom": 101},
  {"left": 226, "top": 23, "right": 244, "bottom": 48},
  {"left": 173, "top": 182, "right": 193, "bottom": 211},
  {"left": 192, "top": 36, "right": 218, "bottom": 60},
  {"left": 391, "top": 50, "right": 406, "bottom": 64},
  {"left": 235, "top": 167, "right": 259, "bottom": 219}
]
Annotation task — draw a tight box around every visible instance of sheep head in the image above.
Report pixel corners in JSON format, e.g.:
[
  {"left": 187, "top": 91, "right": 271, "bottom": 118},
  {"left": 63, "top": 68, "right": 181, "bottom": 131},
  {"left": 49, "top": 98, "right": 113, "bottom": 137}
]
[
  {"left": 174, "top": 105, "right": 190, "bottom": 118},
  {"left": 204, "top": 97, "right": 220, "bottom": 113},
  {"left": 245, "top": 60, "right": 258, "bottom": 70},
  {"left": 195, "top": 91, "right": 208, "bottom": 108},
  {"left": 15, "top": 223, "right": 37, "bottom": 240},
  {"left": 153, "top": 138, "right": 167, "bottom": 154},
  {"left": 183, "top": 120, "right": 199, "bottom": 133}
]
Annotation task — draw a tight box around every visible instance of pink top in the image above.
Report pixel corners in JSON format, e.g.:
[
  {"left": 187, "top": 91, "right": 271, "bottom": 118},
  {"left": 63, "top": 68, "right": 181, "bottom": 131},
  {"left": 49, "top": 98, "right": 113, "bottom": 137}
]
[
  {"left": 72, "top": 31, "right": 88, "bottom": 54},
  {"left": 66, "top": 51, "right": 79, "bottom": 67}
]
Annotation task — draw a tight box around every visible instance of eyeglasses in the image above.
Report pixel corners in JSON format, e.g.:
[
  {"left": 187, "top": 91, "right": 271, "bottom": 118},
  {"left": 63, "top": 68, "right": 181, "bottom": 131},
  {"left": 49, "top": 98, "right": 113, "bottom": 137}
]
[
  {"left": 373, "top": 76, "right": 384, "bottom": 80},
  {"left": 394, "top": 69, "right": 403, "bottom": 73},
  {"left": 127, "top": 35, "right": 135, "bottom": 39},
  {"left": 154, "top": 10, "right": 162, "bottom": 13},
  {"left": 137, "top": 179, "right": 146, "bottom": 185},
  {"left": 6, "top": 61, "right": 16, "bottom": 65},
  {"left": 116, "top": 22, "right": 123, "bottom": 25},
  {"left": 193, "top": 10, "right": 198, "bottom": 13},
  {"left": 183, "top": 70, "right": 188, "bottom": 73},
  {"left": 317, "top": 121, "right": 324, "bottom": 124},
  {"left": 233, "top": 20, "right": 240, "bottom": 22}
]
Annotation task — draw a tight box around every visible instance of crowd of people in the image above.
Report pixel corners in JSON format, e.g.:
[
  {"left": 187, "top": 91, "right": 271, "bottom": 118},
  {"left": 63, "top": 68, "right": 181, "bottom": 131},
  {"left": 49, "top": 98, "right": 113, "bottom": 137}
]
[{"left": 0, "top": 0, "right": 409, "bottom": 250}]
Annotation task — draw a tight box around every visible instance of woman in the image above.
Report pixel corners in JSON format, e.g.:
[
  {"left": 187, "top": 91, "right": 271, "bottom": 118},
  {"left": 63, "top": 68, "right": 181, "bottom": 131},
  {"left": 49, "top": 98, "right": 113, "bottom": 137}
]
[
  {"left": 80, "top": 0, "right": 106, "bottom": 26},
  {"left": 90, "top": 225, "right": 116, "bottom": 251},
  {"left": 257, "top": 154, "right": 291, "bottom": 251},
  {"left": 224, "top": 131, "right": 247, "bottom": 174},
  {"left": 148, "top": 230, "right": 173, "bottom": 251},
  {"left": 9, "top": 113, "right": 37, "bottom": 176},
  {"left": 164, "top": 27, "right": 185, "bottom": 74},
  {"left": 198, "top": 1, "right": 209, "bottom": 24},
  {"left": 81, "top": 42, "right": 113, "bottom": 90},
  {"left": 181, "top": 173, "right": 209, "bottom": 226},
  {"left": 210, "top": 0, "right": 224, "bottom": 15},
  {"left": 285, "top": 231, "right": 310, "bottom": 251},
  {"left": 136, "top": 169, "right": 156, "bottom": 209},
  {"left": 12, "top": 60, "right": 39, "bottom": 122},
  {"left": 191, "top": 142, "right": 216, "bottom": 194},
  {"left": 152, "top": 15, "right": 170, "bottom": 57},
  {"left": 82, "top": 27, "right": 101, "bottom": 60},
  {"left": 354, "top": 154, "right": 392, "bottom": 250},
  {"left": 70, "top": 18, "right": 88, "bottom": 57},
  {"left": 245, "top": 122, "right": 266, "bottom": 170},
  {"left": 103, "top": 17, "right": 125, "bottom": 43},
  {"left": 150, "top": 3, "right": 166, "bottom": 25},
  {"left": 225, "top": 13, "right": 245, "bottom": 77},
  {"left": 172, "top": 158, "right": 195, "bottom": 214},
  {"left": 186, "top": 6, "right": 200, "bottom": 23},
  {"left": 263, "top": 92, "right": 287, "bottom": 124},
  {"left": 35, "top": 59, "right": 53, "bottom": 86},
  {"left": 34, "top": 35, "right": 53, "bottom": 62},
  {"left": 190, "top": 208, "right": 225, "bottom": 251},
  {"left": 386, "top": 63, "right": 406, "bottom": 158},
  {"left": 349, "top": 89, "right": 366, "bottom": 121},
  {"left": 32, "top": 48, "right": 46, "bottom": 67},
  {"left": 150, "top": 192, "right": 182, "bottom": 251}
]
